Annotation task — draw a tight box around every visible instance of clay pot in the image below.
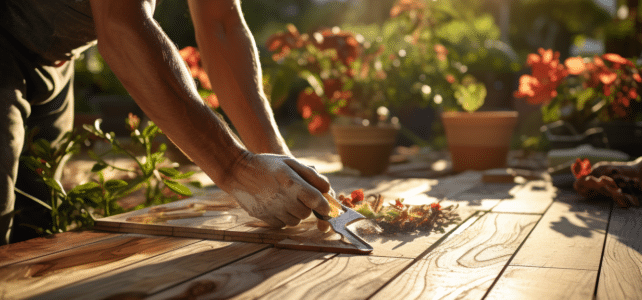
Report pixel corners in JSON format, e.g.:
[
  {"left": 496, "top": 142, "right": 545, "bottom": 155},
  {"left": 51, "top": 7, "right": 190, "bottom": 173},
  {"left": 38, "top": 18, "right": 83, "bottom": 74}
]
[
  {"left": 442, "top": 111, "right": 518, "bottom": 172},
  {"left": 331, "top": 123, "right": 400, "bottom": 176}
]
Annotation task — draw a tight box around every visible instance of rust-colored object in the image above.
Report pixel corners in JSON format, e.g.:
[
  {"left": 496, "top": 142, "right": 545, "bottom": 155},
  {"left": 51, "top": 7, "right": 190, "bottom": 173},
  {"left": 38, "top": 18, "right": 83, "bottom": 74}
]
[
  {"left": 441, "top": 111, "right": 518, "bottom": 172},
  {"left": 573, "top": 157, "right": 642, "bottom": 207},
  {"left": 331, "top": 124, "right": 399, "bottom": 176}
]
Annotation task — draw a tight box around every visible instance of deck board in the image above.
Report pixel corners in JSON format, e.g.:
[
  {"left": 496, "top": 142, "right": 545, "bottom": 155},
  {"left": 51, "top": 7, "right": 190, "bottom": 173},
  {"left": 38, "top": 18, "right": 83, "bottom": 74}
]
[
  {"left": 33, "top": 241, "right": 269, "bottom": 300},
  {"left": 256, "top": 254, "right": 412, "bottom": 300},
  {"left": 0, "top": 234, "right": 199, "bottom": 299},
  {"left": 510, "top": 193, "right": 610, "bottom": 270},
  {"left": 596, "top": 206, "right": 642, "bottom": 300},
  {"left": 370, "top": 212, "right": 539, "bottom": 300},
  {"left": 148, "top": 248, "right": 336, "bottom": 300},
  {"left": 0, "top": 230, "right": 117, "bottom": 268},
  {"left": 486, "top": 266, "right": 597, "bottom": 300}
]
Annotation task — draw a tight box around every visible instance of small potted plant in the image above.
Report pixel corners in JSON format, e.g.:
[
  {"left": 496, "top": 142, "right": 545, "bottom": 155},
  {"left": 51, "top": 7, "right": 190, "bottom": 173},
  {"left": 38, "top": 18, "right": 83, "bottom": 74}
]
[
  {"left": 514, "top": 48, "right": 642, "bottom": 156},
  {"left": 379, "top": 0, "right": 520, "bottom": 172},
  {"left": 265, "top": 25, "right": 401, "bottom": 175}
]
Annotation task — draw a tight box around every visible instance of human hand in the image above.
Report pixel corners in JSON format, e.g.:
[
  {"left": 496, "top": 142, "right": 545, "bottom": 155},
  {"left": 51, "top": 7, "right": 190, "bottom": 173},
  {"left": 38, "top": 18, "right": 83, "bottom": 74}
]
[
  {"left": 572, "top": 157, "right": 642, "bottom": 207},
  {"left": 219, "top": 152, "right": 333, "bottom": 228}
]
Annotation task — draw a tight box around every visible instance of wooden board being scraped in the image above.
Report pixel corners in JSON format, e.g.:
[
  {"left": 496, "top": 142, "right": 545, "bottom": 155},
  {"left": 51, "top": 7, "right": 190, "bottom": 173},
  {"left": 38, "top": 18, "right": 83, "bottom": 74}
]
[{"left": 95, "top": 192, "right": 474, "bottom": 257}]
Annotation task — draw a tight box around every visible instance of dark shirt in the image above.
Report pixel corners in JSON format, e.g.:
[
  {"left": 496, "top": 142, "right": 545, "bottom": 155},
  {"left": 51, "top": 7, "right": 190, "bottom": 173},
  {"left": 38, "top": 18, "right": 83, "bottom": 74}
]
[{"left": 0, "top": 0, "right": 97, "bottom": 65}]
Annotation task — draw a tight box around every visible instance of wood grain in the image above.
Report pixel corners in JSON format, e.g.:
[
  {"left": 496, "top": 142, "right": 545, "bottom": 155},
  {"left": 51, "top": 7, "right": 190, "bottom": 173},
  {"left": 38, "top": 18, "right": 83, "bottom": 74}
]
[
  {"left": 257, "top": 254, "right": 412, "bottom": 300},
  {"left": 148, "top": 248, "right": 335, "bottom": 300},
  {"left": 510, "top": 195, "right": 610, "bottom": 270},
  {"left": 486, "top": 266, "right": 597, "bottom": 300},
  {"left": 492, "top": 180, "right": 556, "bottom": 214},
  {"left": 370, "top": 212, "right": 539, "bottom": 300},
  {"left": 596, "top": 221, "right": 642, "bottom": 299},
  {"left": 0, "top": 234, "right": 199, "bottom": 299},
  {"left": 604, "top": 206, "right": 642, "bottom": 241},
  {"left": 36, "top": 240, "right": 269, "bottom": 300},
  {"left": 0, "top": 230, "right": 117, "bottom": 268}
]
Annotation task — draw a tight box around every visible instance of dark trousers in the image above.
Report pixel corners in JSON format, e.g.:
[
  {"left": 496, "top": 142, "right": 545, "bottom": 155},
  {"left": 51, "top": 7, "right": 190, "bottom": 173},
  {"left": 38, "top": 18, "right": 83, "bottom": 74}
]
[{"left": 0, "top": 29, "right": 75, "bottom": 245}]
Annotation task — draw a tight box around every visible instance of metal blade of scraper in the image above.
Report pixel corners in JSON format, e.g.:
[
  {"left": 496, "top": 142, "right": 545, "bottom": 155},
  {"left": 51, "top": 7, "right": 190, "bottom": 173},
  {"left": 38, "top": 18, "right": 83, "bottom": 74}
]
[{"left": 314, "top": 204, "right": 373, "bottom": 254}]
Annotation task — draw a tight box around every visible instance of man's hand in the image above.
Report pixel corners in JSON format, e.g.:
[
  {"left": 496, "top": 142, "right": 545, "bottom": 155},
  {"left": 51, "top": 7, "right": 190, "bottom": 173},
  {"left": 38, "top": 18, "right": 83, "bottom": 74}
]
[{"left": 219, "top": 153, "right": 332, "bottom": 228}]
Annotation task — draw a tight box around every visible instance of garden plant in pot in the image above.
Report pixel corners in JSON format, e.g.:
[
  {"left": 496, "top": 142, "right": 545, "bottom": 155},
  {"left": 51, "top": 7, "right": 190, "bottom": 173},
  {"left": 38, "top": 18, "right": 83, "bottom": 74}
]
[
  {"left": 367, "top": 0, "right": 520, "bottom": 172},
  {"left": 265, "top": 25, "right": 400, "bottom": 176},
  {"left": 514, "top": 48, "right": 642, "bottom": 157}
]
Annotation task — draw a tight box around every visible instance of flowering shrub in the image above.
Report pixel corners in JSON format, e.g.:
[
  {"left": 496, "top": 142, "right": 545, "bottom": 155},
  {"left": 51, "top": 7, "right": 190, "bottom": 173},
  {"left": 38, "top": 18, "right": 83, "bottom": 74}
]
[
  {"left": 266, "top": 25, "right": 389, "bottom": 135},
  {"left": 179, "top": 46, "right": 220, "bottom": 109},
  {"left": 514, "top": 48, "right": 642, "bottom": 127}
]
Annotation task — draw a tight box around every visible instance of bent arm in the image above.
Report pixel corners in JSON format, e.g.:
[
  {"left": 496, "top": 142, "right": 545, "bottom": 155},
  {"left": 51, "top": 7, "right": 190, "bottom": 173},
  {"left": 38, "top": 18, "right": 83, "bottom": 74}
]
[
  {"left": 88, "top": 0, "right": 246, "bottom": 185},
  {"left": 187, "top": 0, "right": 291, "bottom": 156}
]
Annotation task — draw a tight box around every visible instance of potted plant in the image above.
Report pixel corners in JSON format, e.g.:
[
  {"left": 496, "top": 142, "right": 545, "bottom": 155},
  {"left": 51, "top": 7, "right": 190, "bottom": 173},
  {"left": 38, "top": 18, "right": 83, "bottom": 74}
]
[
  {"left": 265, "top": 25, "right": 401, "bottom": 175},
  {"left": 379, "top": 0, "right": 519, "bottom": 172},
  {"left": 514, "top": 48, "right": 642, "bottom": 156}
]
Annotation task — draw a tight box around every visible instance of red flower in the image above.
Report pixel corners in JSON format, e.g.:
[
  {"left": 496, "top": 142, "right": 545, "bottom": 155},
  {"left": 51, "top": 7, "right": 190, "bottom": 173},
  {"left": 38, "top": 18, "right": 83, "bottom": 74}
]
[
  {"left": 307, "top": 113, "right": 331, "bottom": 135},
  {"left": 430, "top": 202, "right": 441, "bottom": 211},
  {"left": 394, "top": 199, "right": 404, "bottom": 209},
  {"left": 571, "top": 158, "right": 592, "bottom": 179},
  {"left": 265, "top": 24, "right": 306, "bottom": 62},
  {"left": 297, "top": 89, "right": 326, "bottom": 119},
  {"left": 311, "top": 28, "right": 362, "bottom": 68},
  {"left": 445, "top": 74, "right": 456, "bottom": 84},
  {"left": 602, "top": 53, "right": 633, "bottom": 67},
  {"left": 127, "top": 113, "right": 140, "bottom": 131},
  {"left": 434, "top": 44, "right": 448, "bottom": 61},
  {"left": 350, "top": 189, "right": 365, "bottom": 203}
]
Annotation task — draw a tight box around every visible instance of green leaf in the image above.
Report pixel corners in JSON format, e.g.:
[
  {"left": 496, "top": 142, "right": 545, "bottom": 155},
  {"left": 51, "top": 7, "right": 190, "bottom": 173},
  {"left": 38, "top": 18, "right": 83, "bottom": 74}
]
[
  {"left": 43, "top": 178, "right": 65, "bottom": 196},
  {"left": 69, "top": 182, "right": 101, "bottom": 195},
  {"left": 159, "top": 167, "right": 194, "bottom": 179},
  {"left": 188, "top": 181, "right": 203, "bottom": 189},
  {"left": 455, "top": 83, "right": 486, "bottom": 112},
  {"left": 163, "top": 179, "right": 193, "bottom": 197},
  {"left": 158, "top": 167, "right": 179, "bottom": 177},
  {"left": 91, "top": 162, "right": 108, "bottom": 173},
  {"left": 104, "top": 179, "right": 128, "bottom": 193},
  {"left": 575, "top": 87, "right": 596, "bottom": 111}
]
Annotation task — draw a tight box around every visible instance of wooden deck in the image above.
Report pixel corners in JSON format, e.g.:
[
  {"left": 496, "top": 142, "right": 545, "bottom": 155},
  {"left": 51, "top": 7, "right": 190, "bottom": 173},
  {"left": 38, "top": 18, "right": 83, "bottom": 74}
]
[{"left": 1, "top": 153, "right": 641, "bottom": 299}]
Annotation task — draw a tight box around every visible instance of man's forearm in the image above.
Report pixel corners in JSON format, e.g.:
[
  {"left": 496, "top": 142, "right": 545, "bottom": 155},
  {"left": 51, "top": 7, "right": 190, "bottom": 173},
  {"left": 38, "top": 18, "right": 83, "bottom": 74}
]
[
  {"left": 188, "top": 0, "right": 290, "bottom": 156},
  {"left": 89, "top": 0, "right": 247, "bottom": 185}
]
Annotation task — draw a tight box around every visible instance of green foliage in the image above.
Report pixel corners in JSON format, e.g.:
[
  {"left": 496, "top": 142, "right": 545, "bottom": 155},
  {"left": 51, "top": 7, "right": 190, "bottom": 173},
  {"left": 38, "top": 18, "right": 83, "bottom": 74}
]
[{"left": 19, "top": 118, "right": 199, "bottom": 235}]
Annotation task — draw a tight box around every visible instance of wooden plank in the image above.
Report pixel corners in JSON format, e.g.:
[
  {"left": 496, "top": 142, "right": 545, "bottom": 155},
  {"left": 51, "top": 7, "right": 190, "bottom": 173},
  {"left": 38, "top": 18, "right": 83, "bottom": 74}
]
[
  {"left": 510, "top": 192, "right": 610, "bottom": 270},
  {"left": 36, "top": 241, "right": 269, "bottom": 300},
  {"left": 0, "top": 230, "right": 118, "bottom": 268},
  {"left": 148, "top": 248, "right": 335, "bottom": 300},
  {"left": 492, "top": 179, "right": 556, "bottom": 214},
  {"left": 256, "top": 255, "right": 412, "bottom": 300},
  {"left": 95, "top": 175, "right": 476, "bottom": 256},
  {"left": 370, "top": 212, "right": 539, "bottom": 300},
  {"left": 277, "top": 207, "right": 478, "bottom": 258},
  {"left": 486, "top": 266, "right": 597, "bottom": 300},
  {"left": 443, "top": 182, "right": 521, "bottom": 212},
  {"left": 0, "top": 234, "right": 200, "bottom": 299},
  {"left": 596, "top": 206, "right": 642, "bottom": 300}
]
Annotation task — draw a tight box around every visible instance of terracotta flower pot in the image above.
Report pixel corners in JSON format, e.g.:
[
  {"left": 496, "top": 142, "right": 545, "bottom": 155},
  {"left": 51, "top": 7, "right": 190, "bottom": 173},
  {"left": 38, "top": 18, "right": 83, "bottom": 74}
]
[
  {"left": 331, "top": 123, "right": 400, "bottom": 176},
  {"left": 442, "top": 111, "right": 518, "bottom": 172}
]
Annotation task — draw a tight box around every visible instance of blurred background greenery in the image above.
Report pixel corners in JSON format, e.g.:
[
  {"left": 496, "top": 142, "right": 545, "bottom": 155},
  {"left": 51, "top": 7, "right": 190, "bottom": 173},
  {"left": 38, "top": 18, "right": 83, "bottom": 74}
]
[{"left": 73, "top": 0, "right": 637, "bottom": 150}]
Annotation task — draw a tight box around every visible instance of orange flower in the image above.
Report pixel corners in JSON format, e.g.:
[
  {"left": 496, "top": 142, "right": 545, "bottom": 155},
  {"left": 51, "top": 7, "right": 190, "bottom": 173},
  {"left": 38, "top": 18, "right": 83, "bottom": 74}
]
[
  {"left": 311, "top": 28, "right": 362, "bottom": 67},
  {"left": 564, "top": 57, "right": 586, "bottom": 75},
  {"left": 602, "top": 53, "right": 633, "bottom": 67},
  {"left": 514, "top": 48, "right": 568, "bottom": 105},
  {"left": 307, "top": 113, "right": 331, "bottom": 135},
  {"left": 205, "top": 94, "right": 219, "bottom": 109},
  {"left": 265, "top": 24, "right": 306, "bottom": 61}
]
